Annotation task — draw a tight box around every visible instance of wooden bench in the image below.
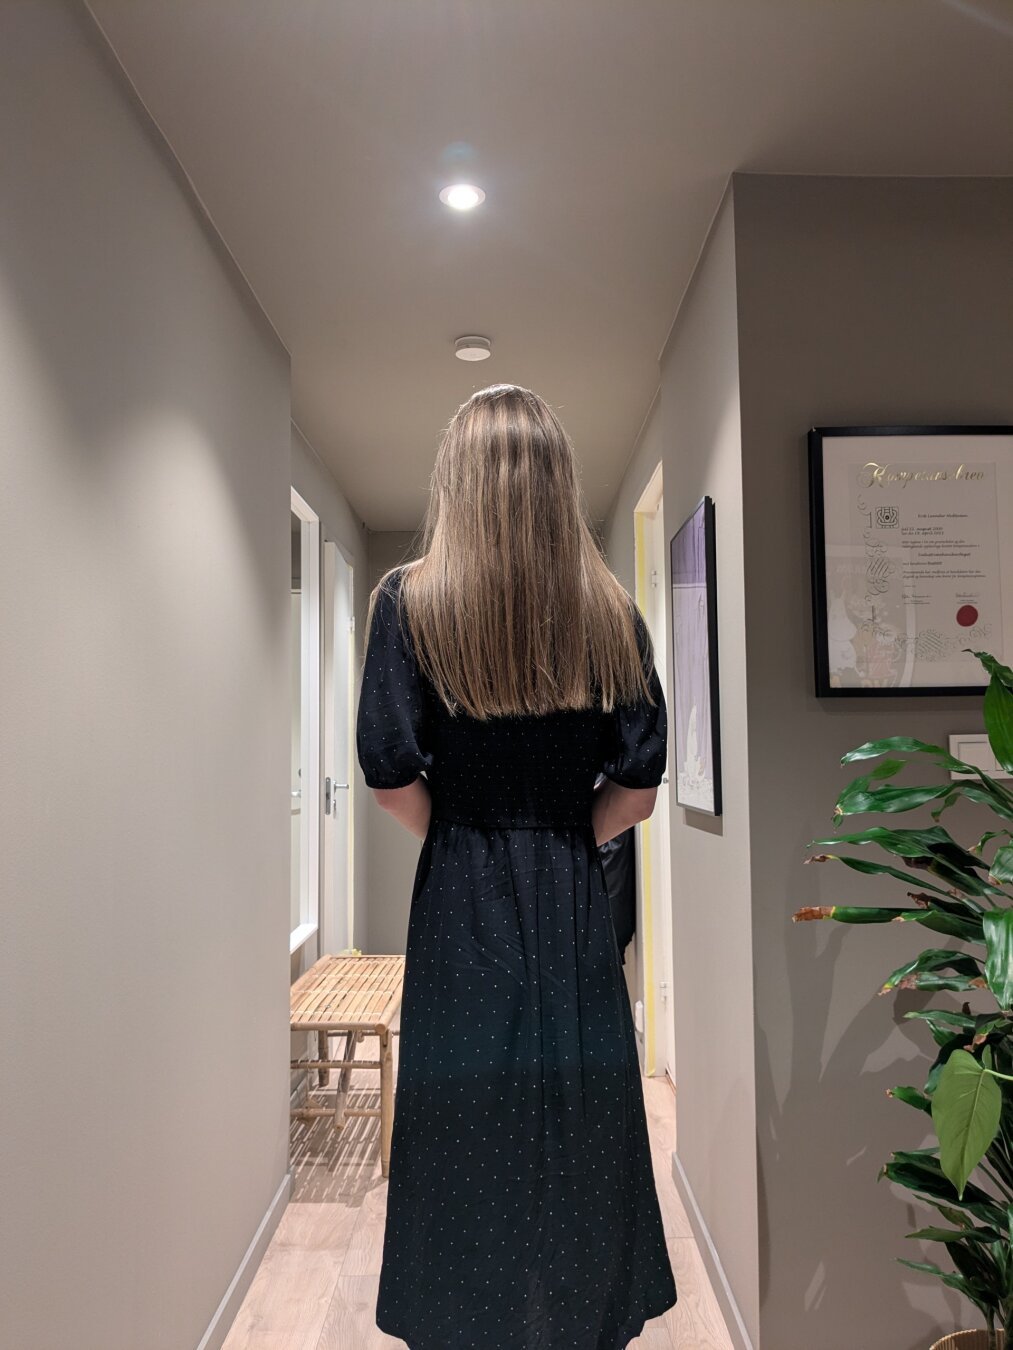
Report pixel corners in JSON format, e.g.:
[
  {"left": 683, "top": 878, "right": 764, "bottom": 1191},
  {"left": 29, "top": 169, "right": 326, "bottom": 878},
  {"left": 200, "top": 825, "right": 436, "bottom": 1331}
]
[{"left": 289, "top": 953, "right": 405, "bottom": 1177}]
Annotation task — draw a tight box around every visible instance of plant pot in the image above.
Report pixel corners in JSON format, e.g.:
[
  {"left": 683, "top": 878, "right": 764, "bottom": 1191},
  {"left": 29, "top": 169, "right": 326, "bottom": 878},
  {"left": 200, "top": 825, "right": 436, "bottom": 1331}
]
[{"left": 931, "top": 1333, "right": 1006, "bottom": 1350}]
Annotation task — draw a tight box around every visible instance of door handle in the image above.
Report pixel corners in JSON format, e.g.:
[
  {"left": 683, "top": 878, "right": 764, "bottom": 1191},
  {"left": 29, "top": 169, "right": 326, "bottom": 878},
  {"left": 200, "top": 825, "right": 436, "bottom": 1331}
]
[{"left": 324, "top": 779, "right": 350, "bottom": 815}]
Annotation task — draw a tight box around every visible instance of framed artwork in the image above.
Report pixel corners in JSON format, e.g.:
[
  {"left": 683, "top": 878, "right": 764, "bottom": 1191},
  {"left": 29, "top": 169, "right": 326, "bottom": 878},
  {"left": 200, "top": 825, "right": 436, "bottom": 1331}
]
[
  {"left": 808, "top": 426, "right": 1013, "bottom": 696},
  {"left": 670, "top": 496, "right": 722, "bottom": 816}
]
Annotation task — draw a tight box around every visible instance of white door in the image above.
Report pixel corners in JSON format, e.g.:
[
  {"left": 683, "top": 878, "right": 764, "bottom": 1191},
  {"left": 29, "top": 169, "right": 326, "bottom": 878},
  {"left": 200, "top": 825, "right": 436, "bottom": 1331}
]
[{"left": 322, "top": 541, "right": 355, "bottom": 954}]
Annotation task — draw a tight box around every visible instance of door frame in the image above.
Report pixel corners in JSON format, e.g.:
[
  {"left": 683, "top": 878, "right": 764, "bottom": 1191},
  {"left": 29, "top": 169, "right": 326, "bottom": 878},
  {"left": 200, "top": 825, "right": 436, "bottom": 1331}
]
[
  {"left": 633, "top": 464, "right": 675, "bottom": 1084},
  {"left": 321, "top": 539, "right": 355, "bottom": 954},
  {"left": 290, "top": 487, "right": 321, "bottom": 955}
]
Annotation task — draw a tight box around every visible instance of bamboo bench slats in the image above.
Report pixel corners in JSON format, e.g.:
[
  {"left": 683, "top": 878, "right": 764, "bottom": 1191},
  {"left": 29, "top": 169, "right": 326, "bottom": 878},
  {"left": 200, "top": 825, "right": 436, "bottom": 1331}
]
[{"left": 289, "top": 953, "right": 405, "bottom": 1176}]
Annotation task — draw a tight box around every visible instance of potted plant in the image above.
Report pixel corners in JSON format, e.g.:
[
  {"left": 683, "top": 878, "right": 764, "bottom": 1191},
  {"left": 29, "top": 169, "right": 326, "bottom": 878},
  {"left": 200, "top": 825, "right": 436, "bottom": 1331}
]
[{"left": 793, "top": 652, "right": 1013, "bottom": 1350}]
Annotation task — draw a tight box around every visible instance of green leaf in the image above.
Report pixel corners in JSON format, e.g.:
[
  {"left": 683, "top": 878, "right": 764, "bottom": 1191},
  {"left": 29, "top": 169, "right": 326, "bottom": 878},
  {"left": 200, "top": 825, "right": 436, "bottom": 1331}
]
[
  {"left": 925, "top": 1019, "right": 975, "bottom": 1052},
  {"left": 946, "top": 1237, "right": 1000, "bottom": 1296},
  {"left": 882, "top": 950, "right": 983, "bottom": 994},
  {"left": 973, "top": 650, "right": 1013, "bottom": 691},
  {"left": 814, "top": 825, "right": 990, "bottom": 870},
  {"left": 966, "top": 656, "right": 1013, "bottom": 778},
  {"left": 983, "top": 910, "right": 1013, "bottom": 1009},
  {"left": 793, "top": 897, "right": 982, "bottom": 942},
  {"left": 908, "top": 909, "right": 985, "bottom": 944},
  {"left": 889, "top": 1084, "right": 932, "bottom": 1114},
  {"left": 837, "top": 715, "right": 1013, "bottom": 815},
  {"left": 931, "top": 1050, "right": 1003, "bottom": 1198},
  {"left": 901, "top": 973, "right": 987, "bottom": 994},
  {"left": 820, "top": 853, "right": 957, "bottom": 898},
  {"left": 812, "top": 842, "right": 1008, "bottom": 903},
  {"left": 836, "top": 781, "right": 958, "bottom": 817},
  {"left": 842, "top": 737, "right": 971, "bottom": 772},
  {"left": 881, "top": 1151, "right": 1004, "bottom": 1227},
  {"left": 929, "top": 794, "right": 960, "bottom": 822},
  {"left": 906, "top": 1226, "right": 1004, "bottom": 1244},
  {"left": 905, "top": 1009, "right": 976, "bottom": 1035},
  {"left": 896, "top": 1257, "right": 986, "bottom": 1304},
  {"left": 985, "top": 675, "right": 1013, "bottom": 772},
  {"left": 793, "top": 904, "right": 915, "bottom": 925},
  {"left": 917, "top": 856, "right": 1010, "bottom": 902},
  {"left": 810, "top": 831, "right": 1005, "bottom": 903},
  {"left": 971, "top": 1013, "right": 1013, "bottom": 1045},
  {"left": 911, "top": 889, "right": 989, "bottom": 920},
  {"left": 937, "top": 1205, "right": 977, "bottom": 1230},
  {"left": 954, "top": 780, "right": 1013, "bottom": 822},
  {"left": 926, "top": 1034, "right": 978, "bottom": 1091},
  {"left": 974, "top": 830, "right": 1012, "bottom": 858},
  {"left": 989, "top": 845, "right": 1013, "bottom": 886},
  {"left": 897, "top": 1257, "right": 949, "bottom": 1274}
]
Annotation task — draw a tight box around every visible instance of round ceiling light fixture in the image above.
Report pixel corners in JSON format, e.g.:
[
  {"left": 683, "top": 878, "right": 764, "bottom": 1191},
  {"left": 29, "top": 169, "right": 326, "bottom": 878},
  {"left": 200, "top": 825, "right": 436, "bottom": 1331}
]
[
  {"left": 454, "top": 335, "right": 492, "bottom": 362},
  {"left": 439, "top": 183, "right": 485, "bottom": 211}
]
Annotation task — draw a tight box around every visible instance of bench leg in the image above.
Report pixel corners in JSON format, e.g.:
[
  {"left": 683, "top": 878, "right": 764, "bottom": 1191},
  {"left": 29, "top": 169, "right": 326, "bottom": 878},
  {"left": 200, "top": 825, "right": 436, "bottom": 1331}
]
[
  {"left": 333, "top": 1030, "right": 356, "bottom": 1128},
  {"left": 317, "top": 1030, "right": 329, "bottom": 1087},
  {"left": 379, "top": 1028, "right": 393, "bottom": 1178}
]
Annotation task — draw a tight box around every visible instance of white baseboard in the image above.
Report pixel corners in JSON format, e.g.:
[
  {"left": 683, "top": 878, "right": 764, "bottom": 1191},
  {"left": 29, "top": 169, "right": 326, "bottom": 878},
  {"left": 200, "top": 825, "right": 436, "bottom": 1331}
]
[
  {"left": 196, "top": 1168, "right": 293, "bottom": 1350},
  {"left": 670, "top": 1151, "right": 755, "bottom": 1350}
]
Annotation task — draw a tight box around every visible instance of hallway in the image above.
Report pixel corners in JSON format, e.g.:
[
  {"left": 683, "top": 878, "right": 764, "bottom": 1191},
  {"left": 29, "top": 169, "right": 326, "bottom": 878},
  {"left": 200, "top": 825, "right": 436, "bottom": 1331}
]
[{"left": 3, "top": 3, "right": 1013, "bottom": 1349}]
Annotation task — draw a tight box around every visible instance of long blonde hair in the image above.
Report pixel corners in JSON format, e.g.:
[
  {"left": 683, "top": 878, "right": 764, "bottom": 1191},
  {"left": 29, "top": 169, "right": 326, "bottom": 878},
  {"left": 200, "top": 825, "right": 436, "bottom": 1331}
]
[{"left": 368, "top": 383, "right": 656, "bottom": 719}]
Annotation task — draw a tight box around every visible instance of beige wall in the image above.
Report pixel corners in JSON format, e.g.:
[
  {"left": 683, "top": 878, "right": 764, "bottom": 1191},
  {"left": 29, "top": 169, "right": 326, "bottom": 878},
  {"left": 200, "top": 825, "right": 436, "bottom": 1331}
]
[
  {"left": 657, "top": 191, "right": 759, "bottom": 1346},
  {"left": 605, "top": 190, "right": 760, "bottom": 1346},
  {"left": 734, "top": 173, "right": 1012, "bottom": 1350},
  {"left": 0, "top": 4, "right": 292, "bottom": 1347}
]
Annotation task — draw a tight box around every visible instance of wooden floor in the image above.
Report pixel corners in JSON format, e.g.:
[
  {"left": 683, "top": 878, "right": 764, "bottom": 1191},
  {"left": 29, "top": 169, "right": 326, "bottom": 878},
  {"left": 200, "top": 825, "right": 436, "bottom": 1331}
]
[{"left": 223, "top": 1023, "right": 733, "bottom": 1350}]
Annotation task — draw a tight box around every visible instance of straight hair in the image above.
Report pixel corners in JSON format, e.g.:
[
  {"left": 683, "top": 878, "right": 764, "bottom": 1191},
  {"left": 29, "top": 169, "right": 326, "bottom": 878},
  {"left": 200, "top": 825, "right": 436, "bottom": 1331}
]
[{"left": 366, "top": 383, "right": 657, "bottom": 719}]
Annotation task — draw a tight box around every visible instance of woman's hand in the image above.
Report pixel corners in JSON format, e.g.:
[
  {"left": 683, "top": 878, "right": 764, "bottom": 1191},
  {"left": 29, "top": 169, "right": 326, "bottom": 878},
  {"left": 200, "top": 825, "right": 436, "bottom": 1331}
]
[
  {"left": 591, "top": 778, "right": 658, "bottom": 846},
  {"left": 371, "top": 775, "right": 432, "bottom": 841}
]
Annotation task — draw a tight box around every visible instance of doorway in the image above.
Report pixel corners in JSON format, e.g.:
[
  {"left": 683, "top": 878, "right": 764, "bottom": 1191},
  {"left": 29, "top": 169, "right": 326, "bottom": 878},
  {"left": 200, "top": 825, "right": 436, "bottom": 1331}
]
[
  {"left": 322, "top": 541, "right": 355, "bottom": 953},
  {"left": 634, "top": 466, "right": 676, "bottom": 1089},
  {"left": 290, "top": 489, "right": 321, "bottom": 955}
]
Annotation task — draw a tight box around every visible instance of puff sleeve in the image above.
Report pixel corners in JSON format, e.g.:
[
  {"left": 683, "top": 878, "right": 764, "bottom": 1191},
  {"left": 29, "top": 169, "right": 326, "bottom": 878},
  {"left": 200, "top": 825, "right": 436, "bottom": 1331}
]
[
  {"left": 355, "top": 569, "right": 433, "bottom": 789},
  {"left": 601, "top": 605, "right": 668, "bottom": 789}
]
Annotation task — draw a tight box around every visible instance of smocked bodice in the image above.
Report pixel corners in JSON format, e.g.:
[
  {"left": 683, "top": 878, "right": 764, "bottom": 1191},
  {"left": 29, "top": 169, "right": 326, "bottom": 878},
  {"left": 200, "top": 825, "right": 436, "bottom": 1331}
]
[
  {"left": 355, "top": 566, "right": 668, "bottom": 828},
  {"left": 422, "top": 694, "right": 613, "bottom": 829}
]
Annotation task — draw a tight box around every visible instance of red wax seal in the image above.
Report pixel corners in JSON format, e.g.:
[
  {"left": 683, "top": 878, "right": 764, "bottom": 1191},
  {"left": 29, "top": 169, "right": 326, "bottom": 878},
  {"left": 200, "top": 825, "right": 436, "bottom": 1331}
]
[{"left": 956, "top": 605, "right": 978, "bottom": 627}]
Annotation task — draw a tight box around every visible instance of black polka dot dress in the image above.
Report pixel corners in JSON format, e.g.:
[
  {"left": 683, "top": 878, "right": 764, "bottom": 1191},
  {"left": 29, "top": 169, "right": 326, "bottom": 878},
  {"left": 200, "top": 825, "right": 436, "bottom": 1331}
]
[{"left": 355, "top": 566, "right": 678, "bottom": 1350}]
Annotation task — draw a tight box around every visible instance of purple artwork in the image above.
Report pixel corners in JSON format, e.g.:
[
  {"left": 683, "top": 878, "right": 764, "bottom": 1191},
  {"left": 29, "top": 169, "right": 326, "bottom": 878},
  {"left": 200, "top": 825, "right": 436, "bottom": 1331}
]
[{"left": 670, "top": 497, "right": 722, "bottom": 815}]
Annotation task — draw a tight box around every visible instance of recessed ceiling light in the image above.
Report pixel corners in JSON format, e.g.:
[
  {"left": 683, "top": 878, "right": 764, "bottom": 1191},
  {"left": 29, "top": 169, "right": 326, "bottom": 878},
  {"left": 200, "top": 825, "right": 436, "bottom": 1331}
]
[
  {"left": 439, "top": 183, "right": 485, "bottom": 211},
  {"left": 454, "top": 335, "right": 491, "bottom": 361}
]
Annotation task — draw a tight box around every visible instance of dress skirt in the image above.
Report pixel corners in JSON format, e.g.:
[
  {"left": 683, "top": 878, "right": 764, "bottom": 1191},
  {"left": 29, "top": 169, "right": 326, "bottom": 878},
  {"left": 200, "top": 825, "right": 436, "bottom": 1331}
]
[{"left": 374, "top": 819, "right": 678, "bottom": 1350}]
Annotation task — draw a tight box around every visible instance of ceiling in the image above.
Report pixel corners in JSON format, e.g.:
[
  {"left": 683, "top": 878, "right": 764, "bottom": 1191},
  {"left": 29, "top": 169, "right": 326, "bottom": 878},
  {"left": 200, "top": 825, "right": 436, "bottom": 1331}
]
[{"left": 84, "top": 0, "right": 1013, "bottom": 530}]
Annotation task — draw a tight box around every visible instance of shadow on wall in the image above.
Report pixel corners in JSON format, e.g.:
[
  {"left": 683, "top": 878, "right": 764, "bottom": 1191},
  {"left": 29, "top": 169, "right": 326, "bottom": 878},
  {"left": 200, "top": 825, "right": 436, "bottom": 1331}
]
[{"left": 756, "top": 913, "right": 974, "bottom": 1348}]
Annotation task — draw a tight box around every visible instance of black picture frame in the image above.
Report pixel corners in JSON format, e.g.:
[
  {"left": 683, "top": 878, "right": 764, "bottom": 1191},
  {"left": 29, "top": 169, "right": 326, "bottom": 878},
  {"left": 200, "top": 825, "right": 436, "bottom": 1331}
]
[
  {"left": 808, "top": 425, "right": 1013, "bottom": 697},
  {"left": 669, "top": 496, "right": 722, "bottom": 816}
]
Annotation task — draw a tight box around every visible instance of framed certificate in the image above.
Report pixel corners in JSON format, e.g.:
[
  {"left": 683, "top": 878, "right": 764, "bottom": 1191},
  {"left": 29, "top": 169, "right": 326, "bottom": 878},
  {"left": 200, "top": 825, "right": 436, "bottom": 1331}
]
[
  {"left": 670, "top": 496, "right": 722, "bottom": 814},
  {"left": 808, "top": 426, "right": 1013, "bottom": 696}
]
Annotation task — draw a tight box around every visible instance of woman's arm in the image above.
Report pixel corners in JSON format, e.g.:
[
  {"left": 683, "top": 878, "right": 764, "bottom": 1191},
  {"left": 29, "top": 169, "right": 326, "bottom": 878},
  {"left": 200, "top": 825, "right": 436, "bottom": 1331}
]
[
  {"left": 371, "top": 775, "right": 432, "bottom": 841},
  {"left": 375, "top": 774, "right": 655, "bottom": 847},
  {"left": 591, "top": 779, "right": 658, "bottom": 846}
]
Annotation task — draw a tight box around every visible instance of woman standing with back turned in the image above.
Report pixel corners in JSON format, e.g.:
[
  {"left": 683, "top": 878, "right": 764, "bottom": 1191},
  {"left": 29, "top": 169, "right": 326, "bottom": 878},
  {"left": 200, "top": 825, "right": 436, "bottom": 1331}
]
[{"left": 356, "top": 384, "right": 677, "bottom": 1349}]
